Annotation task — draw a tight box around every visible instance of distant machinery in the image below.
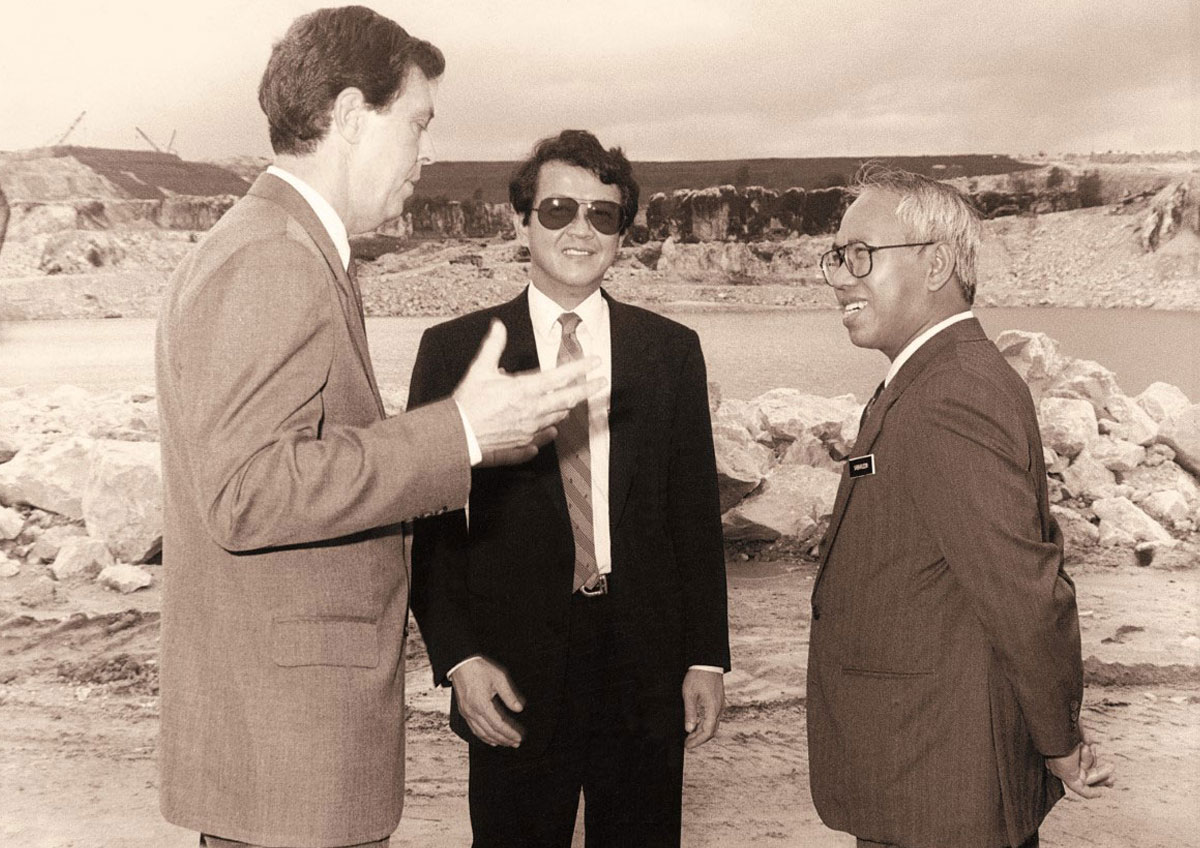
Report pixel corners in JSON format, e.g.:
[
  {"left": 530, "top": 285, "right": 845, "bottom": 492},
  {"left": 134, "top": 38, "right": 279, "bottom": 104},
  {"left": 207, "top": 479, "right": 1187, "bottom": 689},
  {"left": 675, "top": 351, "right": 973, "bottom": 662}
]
[
  {"left": 135, "top": 126, "right": 178, "bottom": 155},
  {"left": 48, "top": 110, "right": 87, "bottom": 146}
]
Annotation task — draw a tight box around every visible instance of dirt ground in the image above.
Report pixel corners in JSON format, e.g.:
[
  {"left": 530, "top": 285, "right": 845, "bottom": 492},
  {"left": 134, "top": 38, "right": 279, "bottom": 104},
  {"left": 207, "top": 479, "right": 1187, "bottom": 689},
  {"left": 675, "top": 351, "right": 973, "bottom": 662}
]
[{"left": 2, "top": 552, "right": 1198, "bottom": 848}]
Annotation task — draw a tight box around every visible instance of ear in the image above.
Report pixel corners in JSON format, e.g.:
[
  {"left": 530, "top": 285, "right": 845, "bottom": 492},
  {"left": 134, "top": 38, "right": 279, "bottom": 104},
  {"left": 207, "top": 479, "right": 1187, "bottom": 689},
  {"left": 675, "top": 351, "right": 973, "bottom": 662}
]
[
  {"left": 925, "top": 241, "right": 956, "bottom": 293},
  {"left": 331, "top": 87, "right": 367, "bottom": 142}
]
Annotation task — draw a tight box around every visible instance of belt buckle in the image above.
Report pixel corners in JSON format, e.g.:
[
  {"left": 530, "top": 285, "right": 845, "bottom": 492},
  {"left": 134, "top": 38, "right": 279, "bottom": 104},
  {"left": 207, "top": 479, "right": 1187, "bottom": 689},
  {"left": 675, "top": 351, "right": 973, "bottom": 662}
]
[{"left": 578, "top": 574, "right": 608, "bottom": 596}]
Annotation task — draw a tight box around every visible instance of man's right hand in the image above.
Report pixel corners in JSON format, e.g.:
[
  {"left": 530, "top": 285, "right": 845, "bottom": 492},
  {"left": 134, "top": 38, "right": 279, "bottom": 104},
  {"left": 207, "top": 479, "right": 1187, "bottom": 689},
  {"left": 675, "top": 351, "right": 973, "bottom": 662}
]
[
  {"left": 448, "top": 655, "right": 526, "bottom": 748},
  {"left": 454, "top": 319, "right": 606, "bottom": 466},
  {"left": 1047, "top": 722, "right": 1116, "bottom": 799}
]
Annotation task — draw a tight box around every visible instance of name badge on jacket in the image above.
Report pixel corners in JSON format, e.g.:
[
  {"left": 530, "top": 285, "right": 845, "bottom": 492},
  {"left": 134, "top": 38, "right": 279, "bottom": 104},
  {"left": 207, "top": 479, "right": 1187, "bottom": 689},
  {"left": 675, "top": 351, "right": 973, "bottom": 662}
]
[{"left": 847, "top": 454, "right": 876, "bottom": 478}]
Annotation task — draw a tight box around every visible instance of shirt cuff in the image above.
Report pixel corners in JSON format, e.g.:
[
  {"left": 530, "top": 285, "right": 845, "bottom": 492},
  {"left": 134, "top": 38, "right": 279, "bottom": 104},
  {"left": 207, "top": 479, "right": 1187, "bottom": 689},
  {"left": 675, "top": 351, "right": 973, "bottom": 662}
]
[
  {"left": 446, "top": 654, "right": 484, "bottom": 682},
  {"left": 456, "top": 401, "right": 483, "bottom": 466},
  {"left": 688, "top": 665, "right": 725, "bottom": 674}
]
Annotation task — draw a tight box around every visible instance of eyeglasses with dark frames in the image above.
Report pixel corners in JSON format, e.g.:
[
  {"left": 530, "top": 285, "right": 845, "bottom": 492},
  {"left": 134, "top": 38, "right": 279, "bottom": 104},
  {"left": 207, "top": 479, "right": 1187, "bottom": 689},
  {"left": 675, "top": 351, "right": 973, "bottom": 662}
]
[
  {"left": 819, "top": 240, "right": 935, "bottom": 284},
  {"left": 535, "top": 197, "right": 624, "bottom": 236}
]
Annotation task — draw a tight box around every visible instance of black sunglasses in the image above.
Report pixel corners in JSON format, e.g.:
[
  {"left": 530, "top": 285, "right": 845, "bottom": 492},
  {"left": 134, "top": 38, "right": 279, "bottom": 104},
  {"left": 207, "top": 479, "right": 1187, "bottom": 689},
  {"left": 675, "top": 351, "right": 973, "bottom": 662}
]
[{"left": 535, "top": 197, "right": 624, "bottom": 235}]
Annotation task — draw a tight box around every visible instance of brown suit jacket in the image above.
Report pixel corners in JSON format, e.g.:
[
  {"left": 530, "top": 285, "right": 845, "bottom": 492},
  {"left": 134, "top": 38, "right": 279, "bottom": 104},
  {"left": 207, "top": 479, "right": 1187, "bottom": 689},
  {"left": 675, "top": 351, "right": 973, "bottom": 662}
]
[
  {"left": 155, "top": 173, "right": 470, "bottom": 846},
  {"left": 806, "top": 318, "right": 1084, "bottom": 848}
]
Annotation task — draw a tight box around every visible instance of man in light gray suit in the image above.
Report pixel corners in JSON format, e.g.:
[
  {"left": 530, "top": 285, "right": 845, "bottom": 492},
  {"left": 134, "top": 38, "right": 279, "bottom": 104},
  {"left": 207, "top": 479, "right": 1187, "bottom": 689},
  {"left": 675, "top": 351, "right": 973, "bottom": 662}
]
[{"left": 155, "top": 7, "right": 603, "bottom": 847}]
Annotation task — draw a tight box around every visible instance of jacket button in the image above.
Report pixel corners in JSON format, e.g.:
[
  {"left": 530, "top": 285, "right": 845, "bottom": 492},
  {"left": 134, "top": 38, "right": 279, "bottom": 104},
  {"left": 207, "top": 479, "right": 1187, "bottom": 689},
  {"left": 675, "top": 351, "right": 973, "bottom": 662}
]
[{"left": 812, "top": 605, "right": 822, "bottom": 621}]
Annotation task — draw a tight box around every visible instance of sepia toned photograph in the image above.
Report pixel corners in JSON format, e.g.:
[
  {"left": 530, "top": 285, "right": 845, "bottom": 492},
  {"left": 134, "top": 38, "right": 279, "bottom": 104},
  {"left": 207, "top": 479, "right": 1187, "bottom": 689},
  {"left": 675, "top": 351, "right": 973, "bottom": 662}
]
[{"left": 0, "top": 1, "right": 1196, "bottom": 846}]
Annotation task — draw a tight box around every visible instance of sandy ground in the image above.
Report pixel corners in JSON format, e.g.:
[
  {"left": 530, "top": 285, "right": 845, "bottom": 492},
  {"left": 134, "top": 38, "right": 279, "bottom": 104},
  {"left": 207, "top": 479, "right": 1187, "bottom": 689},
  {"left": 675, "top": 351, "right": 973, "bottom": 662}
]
[{"left": 2, "top": 553, "right": 1198, "bottom": 848}]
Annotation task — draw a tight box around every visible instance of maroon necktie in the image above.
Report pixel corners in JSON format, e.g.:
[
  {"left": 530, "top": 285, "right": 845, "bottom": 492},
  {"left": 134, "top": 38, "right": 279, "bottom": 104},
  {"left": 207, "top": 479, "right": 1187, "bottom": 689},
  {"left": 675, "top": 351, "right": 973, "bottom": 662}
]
[{"left": 555, "top": 313, "right": 600, "bottom": 592}]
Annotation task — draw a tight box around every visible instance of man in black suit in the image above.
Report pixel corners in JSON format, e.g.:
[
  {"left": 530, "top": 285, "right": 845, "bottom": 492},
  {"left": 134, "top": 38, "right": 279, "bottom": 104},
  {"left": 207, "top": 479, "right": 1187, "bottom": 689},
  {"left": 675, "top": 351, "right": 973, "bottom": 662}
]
[{"left": 409, "top": 130, "right": 730, "bottom": 848}]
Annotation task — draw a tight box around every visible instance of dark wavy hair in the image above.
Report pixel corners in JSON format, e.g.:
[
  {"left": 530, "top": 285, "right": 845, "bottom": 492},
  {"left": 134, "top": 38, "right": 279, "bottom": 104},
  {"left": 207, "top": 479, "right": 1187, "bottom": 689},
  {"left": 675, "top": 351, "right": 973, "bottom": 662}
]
[
  {"left": 509, "top": 130, "right": 639, "bottom": 234},
  {"left": 258, "top": 5, "right": 445, "bottom": 156}
]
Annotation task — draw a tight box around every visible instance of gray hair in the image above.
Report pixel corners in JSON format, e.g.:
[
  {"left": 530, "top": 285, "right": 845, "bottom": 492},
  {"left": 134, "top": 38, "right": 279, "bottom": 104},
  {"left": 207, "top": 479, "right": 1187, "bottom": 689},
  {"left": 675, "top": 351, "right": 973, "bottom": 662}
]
[{"left": 850, "top": 162, "right": 982, "bottom": 304}]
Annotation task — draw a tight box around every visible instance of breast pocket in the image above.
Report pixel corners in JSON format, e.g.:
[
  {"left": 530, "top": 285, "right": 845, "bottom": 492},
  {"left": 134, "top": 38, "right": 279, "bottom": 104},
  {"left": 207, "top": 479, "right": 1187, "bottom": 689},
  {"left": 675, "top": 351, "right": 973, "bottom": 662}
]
[{"left": 270, "top": 615, "right": 379, "bottom": 668}]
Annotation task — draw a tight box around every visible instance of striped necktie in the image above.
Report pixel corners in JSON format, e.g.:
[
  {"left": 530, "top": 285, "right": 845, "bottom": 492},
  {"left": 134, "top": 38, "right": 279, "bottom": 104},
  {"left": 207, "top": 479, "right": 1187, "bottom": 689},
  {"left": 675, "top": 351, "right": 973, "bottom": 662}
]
[{"left": 555, "top": 312, "right": 600, "bottom": 592}]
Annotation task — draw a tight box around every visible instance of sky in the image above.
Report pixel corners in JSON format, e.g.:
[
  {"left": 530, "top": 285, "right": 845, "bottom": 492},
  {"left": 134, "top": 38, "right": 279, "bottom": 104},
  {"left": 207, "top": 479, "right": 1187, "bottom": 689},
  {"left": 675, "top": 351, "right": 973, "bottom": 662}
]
[{"left": 1, "top": 0, "right": 1195, "bottom": 162}]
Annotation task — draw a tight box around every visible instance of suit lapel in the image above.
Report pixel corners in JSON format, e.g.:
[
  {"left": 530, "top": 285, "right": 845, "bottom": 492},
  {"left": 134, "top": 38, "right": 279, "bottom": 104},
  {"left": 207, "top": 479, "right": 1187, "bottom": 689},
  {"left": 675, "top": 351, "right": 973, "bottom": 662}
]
[
  {"left": 249, "top": 173, "right": 385, "bottom": 418},
  {"left": 493, "top": 290, "right": 571, "bottom": 522},
  {"left": 606, "top": 293, "right": 650, "bottom": 530},
  {"left": 815, "top": 318, "right": 988, "bottom": 584}
]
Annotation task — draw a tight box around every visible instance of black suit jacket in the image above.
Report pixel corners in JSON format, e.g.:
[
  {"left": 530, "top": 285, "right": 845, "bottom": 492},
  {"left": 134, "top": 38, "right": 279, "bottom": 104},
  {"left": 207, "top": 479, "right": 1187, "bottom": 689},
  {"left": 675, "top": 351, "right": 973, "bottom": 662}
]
[{"left": 409, "top": 288, "right": 730, "bottom": 755}]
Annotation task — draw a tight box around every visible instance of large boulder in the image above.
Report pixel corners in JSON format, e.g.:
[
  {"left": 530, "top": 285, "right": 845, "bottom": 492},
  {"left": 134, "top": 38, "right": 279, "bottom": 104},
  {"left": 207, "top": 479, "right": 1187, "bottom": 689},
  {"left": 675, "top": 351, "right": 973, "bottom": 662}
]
[
  {"left": 0, "top": 436, "right": 94, "bottom": 519},
  {"left": 81, "top": 440, "right": 163, "bottom": 562},
  {"left": 1038, "top": 397, "right": 1098, "bottom": 458},
  {"left": 1046, "top": 359, "right": 1122, "bottom": 415},
  {"left": 0, "top": 505, "right": 24, "bottom": 540},
  {"left": 1087, "top": 436, "right": 1146, "bottom": 473},
  {"left": 98, "top": 563, "right": 154, "bottom": 594},
  {"left": 1157, "top": 405, "right": 1200, "bottom": 476},
  {"left": 1138, "top": 490, "right": 1193, "bottom": 530},
  {"left": 49, "top": 537, "right": 114, "bottom": 581},
  {"left": 1119, "top": 460, "right": 1200, "bottom": 509},
  {"left": 995, "top": 331, "right": 1064, "bottom": 400},
  {"left": 1136, "top": 382, "right": 1191, "bottom": 424},
  {"left": 28, "top": 524, "right": 89, "bottom": 563},
  {"left": 1050, "top": 504, "right": 1099, "bottom": 552},
  {"left": 1092, "top": 497, "right": 1175, "bottom": 546},
  {"left": 721, "top": 464, "right": 840, "bottom": 544},
  {"left": 0, "top": 432, "right": 17, "bottom": 464},
  {"left": 1060, "top": 451, "right": 1116, "bottom": 502},
  {"left": 1102, "top": 395, "right": 1158, "bottom": 446},
  {"left": 713, "top": 430, "right": 773, "bottom": 512},
  {"left": 753, "top": 389, "right": 860, "bottom": 450}
]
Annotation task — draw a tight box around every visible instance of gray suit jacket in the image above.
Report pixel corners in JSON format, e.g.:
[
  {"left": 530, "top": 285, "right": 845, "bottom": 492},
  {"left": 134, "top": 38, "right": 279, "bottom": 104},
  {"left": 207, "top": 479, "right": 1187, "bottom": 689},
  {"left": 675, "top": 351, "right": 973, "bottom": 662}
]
[
  {"left": 155, "top": 173, "right": 470, "bottom": 846},
  {"left": 807, "top": 318, "right": 1084, "bottom": 848}
]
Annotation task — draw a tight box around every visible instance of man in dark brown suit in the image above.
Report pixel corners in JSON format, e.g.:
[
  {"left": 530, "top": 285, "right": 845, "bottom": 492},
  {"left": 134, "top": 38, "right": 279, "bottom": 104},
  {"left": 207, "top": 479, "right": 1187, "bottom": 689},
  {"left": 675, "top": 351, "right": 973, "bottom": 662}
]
[
  {"left": 155, "top": 8, "right": 603, "bottom": 848},
  {"left": 807, "top": 166, "right": 1114, "bottom": 848}
]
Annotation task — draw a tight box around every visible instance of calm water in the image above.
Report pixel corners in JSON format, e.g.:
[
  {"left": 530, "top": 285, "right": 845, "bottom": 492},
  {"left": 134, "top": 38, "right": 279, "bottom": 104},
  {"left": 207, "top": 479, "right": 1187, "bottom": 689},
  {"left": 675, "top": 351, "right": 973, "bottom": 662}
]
[{"left": 1, "top": 308, "right": 1197, "bottom": 403}]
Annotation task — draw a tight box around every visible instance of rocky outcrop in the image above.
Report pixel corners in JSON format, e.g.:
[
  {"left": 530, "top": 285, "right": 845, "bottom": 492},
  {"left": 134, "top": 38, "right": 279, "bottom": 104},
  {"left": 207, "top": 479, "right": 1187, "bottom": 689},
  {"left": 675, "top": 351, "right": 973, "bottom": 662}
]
[
  {"left": 646, "top": 185, "right": 850, "bottom": 242},
  {"left": 406, "top": 197, "right": 514, "bottom": 239},
  {"left": 7, "top": 196, "right": 238, "bottom": 237},
  {"left": 1140, "top": 179, "right": 1198, "bottom": 252}
]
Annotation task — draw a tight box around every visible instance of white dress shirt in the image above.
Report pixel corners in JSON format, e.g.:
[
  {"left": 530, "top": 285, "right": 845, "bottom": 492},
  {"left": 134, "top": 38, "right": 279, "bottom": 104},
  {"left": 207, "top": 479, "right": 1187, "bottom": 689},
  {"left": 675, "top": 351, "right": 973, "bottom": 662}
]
[
  {"left": 885, "top": 311, "right": 975, "bottom": 387},
  {"left": 527, "top": 283, "right": 614, "bottom": 575},
  {"left": 265, "top": 165, "right": 481, "bottom": 464}
]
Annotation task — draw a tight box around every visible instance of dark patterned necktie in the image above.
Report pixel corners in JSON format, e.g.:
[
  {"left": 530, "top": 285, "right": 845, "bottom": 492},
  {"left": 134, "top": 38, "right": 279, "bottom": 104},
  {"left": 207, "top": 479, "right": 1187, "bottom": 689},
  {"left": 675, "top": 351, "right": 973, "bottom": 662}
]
[
  {"left": 555, "top": 313, "right": 600, "bottom": 592},
  {"left": 859, "top": 381, "right": 885, "bottom": 429}
]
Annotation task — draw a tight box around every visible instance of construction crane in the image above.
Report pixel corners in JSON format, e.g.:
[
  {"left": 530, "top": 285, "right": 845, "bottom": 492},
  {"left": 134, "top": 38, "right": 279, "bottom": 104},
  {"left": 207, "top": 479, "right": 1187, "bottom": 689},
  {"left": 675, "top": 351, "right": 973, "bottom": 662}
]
[
  {"left": 135, "top": 126, "right": 161, "bottom": 152},
  {"left": 135, "top": 126, "right": 178, "bottom": 155},
  {"left": 49, "top": 110, "right": 86, "bottom": 146}
]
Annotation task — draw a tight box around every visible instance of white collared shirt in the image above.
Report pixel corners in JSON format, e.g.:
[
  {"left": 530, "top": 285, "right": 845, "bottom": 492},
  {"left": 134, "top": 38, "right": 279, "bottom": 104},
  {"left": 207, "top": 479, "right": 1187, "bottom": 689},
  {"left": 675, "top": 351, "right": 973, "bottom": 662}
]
[
  {"left": 527, "top": 282, "right": 614, "bottom": 576},
  {"left": 265, "top": 165, "right": 351, "bottom": 270},
  {"left": 267, "top": 165, "right": 481, "bottom": 464},
  {"left": 885, "top": 311, "right": 975, "bottom": 387}
]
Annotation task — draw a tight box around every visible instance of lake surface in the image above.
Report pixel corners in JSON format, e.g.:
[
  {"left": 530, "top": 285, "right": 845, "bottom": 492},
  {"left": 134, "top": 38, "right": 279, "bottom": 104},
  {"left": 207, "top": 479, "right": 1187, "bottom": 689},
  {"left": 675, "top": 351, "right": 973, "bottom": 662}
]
[{"left": 1, "top": 308, "right": 1197, "bottom": 403}]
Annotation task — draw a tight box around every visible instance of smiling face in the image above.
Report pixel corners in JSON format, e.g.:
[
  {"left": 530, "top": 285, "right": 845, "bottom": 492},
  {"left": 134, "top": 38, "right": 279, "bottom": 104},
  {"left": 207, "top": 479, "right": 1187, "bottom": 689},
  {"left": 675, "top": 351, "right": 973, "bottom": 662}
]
[
  {"left": 346, "top": 65, "right": 437, "bottom": 234},
  {"left": 828, "top": 189, "right": 939, "bottom": 361},
  {"left": 519, "top": 160, "right": 622, "bottom": 309}
]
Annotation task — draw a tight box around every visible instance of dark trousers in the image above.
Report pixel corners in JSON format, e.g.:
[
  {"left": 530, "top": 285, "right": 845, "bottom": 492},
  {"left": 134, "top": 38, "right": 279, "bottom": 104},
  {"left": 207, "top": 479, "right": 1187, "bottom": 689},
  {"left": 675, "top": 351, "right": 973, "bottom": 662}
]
[
  {"left": 467, "top": 590, "right": 686, "bottom": 848},
  {"left": 856, "top": 832, "right": 1039, "bottom": 848}
]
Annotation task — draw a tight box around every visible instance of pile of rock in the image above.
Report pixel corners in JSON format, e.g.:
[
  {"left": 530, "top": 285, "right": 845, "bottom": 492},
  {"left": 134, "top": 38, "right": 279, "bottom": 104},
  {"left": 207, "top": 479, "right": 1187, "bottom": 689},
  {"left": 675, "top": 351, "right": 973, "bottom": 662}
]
[
  {"left": 709, "top": 330, "right": 1200, "bottom": 560},
  {"left": 1, "top": 331, "right": 1196, "bottom": 597},
  {"left": 0, "top": 386, "right": 160, "bottom": 600},
  {"left": 997, "top": 330, "right": 1199, "bottom": 556}
]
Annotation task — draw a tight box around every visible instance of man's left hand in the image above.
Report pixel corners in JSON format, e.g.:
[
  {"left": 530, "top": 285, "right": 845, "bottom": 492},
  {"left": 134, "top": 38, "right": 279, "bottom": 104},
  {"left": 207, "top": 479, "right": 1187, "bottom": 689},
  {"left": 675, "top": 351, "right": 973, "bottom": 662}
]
[{"left": 682, "top": 669, "right": 724, "bottom": 750}]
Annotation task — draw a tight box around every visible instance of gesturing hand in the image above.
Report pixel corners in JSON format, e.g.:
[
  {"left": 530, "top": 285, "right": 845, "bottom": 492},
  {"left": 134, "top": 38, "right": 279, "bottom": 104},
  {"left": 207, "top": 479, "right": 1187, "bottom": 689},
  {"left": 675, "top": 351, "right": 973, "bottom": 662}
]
[
  {"left": 448, "top": 655, "right": 526, "bottom": 748},
  {"left": 1047, "top": 722, "right": 1116, "bottom": 799},
  {"left": 454, "top": 320, "right": 607, "bottom": 466}
]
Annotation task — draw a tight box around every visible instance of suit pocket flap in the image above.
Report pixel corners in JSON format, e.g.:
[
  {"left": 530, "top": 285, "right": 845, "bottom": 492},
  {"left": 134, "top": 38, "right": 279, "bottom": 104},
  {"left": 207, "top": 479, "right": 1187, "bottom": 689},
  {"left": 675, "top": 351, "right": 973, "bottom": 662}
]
[{"left": 271, "top": 616, "right": 379, "bottom": 668}]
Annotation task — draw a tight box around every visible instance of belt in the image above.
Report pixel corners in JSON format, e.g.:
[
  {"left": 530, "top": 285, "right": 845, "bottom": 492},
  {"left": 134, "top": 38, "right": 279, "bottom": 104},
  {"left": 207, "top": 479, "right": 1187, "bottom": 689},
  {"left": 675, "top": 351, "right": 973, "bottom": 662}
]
[{"left": 577, "top": 574, "right": 608, "bottom": 597}]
